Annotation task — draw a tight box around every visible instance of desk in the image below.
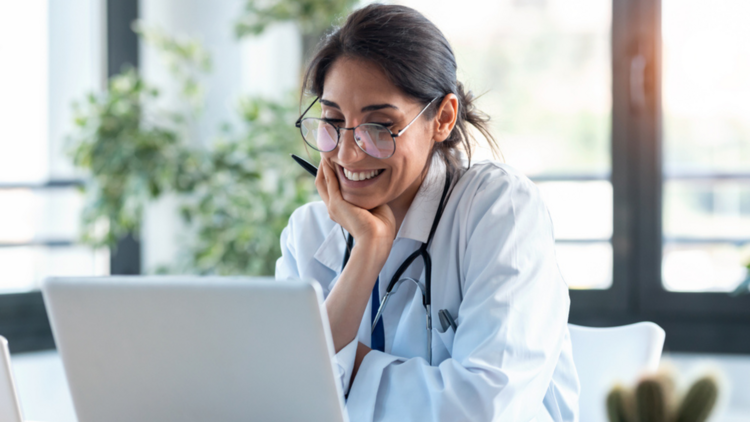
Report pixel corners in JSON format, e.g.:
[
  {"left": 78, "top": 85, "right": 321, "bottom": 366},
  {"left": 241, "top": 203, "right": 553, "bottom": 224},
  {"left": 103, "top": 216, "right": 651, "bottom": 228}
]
[
  {"left": 10, "top": 350, "right": 750, "bottom": 422},
  {"left": 12, "top": 351, "right": 76, "bottom": 422}
]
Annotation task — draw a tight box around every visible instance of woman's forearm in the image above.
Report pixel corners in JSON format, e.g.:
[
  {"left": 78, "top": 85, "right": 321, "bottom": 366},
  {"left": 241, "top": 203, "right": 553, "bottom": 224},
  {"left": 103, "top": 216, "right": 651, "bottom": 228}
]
[{"left": 325, "top": 240, "right": 390, "bottom": 353}]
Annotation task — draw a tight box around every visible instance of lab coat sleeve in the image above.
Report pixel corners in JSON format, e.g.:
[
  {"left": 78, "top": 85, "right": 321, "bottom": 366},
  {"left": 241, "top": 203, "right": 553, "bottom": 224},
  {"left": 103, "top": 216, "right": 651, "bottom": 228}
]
[
  {"left": 275, "top": 222, "right": 298, "bottom": 281},
  {"left": 346, "top": 168, "right": 571, "bottom": 422},
  {"left": 275, "top": 210, "right": 358, "bottom": 396},
  {"left": 334, "top": 337, "right": 359, "bottom": 394}
]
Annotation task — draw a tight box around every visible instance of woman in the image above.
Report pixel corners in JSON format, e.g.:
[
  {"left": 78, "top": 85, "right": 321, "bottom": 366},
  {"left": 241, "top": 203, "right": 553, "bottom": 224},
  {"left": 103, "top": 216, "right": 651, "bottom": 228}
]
[{"left": 276, "top": 4, "right": 579, "bottom": 421}]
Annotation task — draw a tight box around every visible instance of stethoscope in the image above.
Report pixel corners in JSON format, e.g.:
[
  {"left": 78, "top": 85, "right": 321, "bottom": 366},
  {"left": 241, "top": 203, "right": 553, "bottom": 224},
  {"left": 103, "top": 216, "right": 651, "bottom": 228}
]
[{"left": 341, "top": 169, "right": 453, "bottom": 365}]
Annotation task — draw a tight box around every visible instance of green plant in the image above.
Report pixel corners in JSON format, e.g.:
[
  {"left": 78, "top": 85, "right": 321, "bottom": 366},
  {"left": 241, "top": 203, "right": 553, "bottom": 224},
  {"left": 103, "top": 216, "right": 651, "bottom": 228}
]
[
  {"left": 68, "top": 68, "right": 196, "bottom": 247},
  {"left": 606, "top": 372, "right": 719, "bottom": 422},
  {"left": 133, "top": 22, "right": 212, "bottom": 112},
  {"left": 235, "top": 0, "right": 358, "bottom": 61},
  {"left": 69, "top": 3, "right": 353, "bottom": 275},
  {"left": 235, "top": 0, "right": 356, "bottom": 37},
  {"left": 634, "top": 377, "right": 669, "bottom": 422},
  {"left": 607, "top": 385, "right": 632, "bottom": 422},
  {"left": 673, "top": 376, "right": 719, "bottom": 422},
  {"left": 178, "top": 96, "right": 318, "bottom": 276}
]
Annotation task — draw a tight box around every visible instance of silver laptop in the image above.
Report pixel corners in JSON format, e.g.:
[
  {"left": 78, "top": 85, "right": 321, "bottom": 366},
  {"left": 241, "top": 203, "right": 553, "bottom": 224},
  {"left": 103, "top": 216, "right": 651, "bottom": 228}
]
[
  {"left": 43, "top": 276, "right": 348, "bottom": 422},
  {"left": 1, "top": 336, "right": 24, "bottom": 422}
]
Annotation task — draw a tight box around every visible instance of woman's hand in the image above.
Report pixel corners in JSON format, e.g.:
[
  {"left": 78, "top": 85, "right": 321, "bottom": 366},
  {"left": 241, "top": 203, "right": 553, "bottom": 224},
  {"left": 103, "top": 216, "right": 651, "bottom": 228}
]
[
  {"left": 315, "top": 159, "right": 396, "bottom": 248},
  {"left": 316, "top": 158, "right": 395, "bottom": 356}
]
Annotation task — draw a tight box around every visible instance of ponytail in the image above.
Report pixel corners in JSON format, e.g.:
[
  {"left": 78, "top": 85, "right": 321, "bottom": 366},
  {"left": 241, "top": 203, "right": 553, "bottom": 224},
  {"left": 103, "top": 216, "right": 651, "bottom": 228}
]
[{"left": 434, "top": 81, "right": 499, "bottom": 178}]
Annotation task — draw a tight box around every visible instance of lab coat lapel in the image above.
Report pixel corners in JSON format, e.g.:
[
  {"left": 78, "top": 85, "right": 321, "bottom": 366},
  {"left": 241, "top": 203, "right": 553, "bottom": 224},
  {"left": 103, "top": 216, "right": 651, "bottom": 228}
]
[{"left": 313, "top": 224, "right": 347, "bottom": 276}]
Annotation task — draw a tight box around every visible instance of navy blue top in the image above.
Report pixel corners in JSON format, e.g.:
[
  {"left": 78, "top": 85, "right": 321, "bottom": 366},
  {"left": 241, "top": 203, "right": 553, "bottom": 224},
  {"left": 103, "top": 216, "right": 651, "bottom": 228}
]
[{"left": 370, "top": 276, "right": 385, "bottom": 352}]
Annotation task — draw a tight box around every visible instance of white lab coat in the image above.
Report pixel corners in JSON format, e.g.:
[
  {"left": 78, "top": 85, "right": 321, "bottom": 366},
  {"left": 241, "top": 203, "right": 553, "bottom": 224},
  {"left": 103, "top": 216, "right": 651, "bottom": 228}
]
[{"left": 276, "top": 156, "right": 580, "bottom": 422}]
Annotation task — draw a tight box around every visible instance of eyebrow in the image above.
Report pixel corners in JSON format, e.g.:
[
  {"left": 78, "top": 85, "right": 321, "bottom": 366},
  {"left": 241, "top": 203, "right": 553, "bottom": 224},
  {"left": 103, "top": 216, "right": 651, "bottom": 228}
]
[{"left": 320, "top": 99, "right": 399, "bottom": 112}]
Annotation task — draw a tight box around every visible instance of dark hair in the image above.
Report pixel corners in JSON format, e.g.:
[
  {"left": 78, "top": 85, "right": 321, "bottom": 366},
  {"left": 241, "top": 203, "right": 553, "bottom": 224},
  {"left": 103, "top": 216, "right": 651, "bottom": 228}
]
[{"left": 301, "top": 3, "right": 498, "bottom": 178}]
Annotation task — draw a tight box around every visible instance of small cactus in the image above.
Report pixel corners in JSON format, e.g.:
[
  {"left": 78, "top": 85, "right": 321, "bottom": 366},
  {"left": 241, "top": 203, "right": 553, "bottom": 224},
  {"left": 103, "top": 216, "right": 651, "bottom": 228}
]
[
  {"left": 606, "top": 385, "right": 632, "bottom": 422},
  {"left": 606, "top": 372, "right": 718, "bottom": 422},
  {"left": 635, "top": 378, "right": 668, "bottom": 422},
  {"left": 673, "top": 376, "right": 719, "bottom": 422}
]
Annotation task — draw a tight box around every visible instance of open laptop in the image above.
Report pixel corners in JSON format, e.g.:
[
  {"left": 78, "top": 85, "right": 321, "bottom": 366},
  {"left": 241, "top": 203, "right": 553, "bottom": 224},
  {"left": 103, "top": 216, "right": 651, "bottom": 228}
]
[
  {"left": 43, "top": 276, "right": 348, "bottom": 422},
  {"left": 1, "top": 336, "right": 25, "bottom": 422}
]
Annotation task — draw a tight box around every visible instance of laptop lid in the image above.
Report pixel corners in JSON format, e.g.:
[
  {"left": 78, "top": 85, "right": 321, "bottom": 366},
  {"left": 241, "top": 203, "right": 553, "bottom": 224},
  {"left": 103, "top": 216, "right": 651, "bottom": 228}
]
[
  {"left": 43, "top": 276, "right": 348, "bottom": 422},
  {"left": 0, "top": 336, "right": 24, "bottom": 422}
]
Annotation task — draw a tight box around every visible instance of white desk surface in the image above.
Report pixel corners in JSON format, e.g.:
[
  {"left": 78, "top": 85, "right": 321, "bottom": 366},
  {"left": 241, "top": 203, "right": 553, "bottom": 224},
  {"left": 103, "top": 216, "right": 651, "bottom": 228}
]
[
  {"left": 10, "top": 350, "right": 750, "bottom": 422},
  {"left": 11, "top": 350, "right": 76, "bottom": 422}
]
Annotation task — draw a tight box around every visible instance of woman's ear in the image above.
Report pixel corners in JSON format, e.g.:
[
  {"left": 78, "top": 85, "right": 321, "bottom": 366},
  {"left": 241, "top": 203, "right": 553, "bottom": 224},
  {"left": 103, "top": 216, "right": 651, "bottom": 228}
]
[{"left": 433, "top": 94, "right": 459, "bottom": 143}]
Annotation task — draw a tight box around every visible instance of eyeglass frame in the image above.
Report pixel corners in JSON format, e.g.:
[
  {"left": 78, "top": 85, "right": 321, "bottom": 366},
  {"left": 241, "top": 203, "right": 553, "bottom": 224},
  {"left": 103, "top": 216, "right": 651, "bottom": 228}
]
[{"left": 295, "top": 96, "right": 440, "bottom": 159}]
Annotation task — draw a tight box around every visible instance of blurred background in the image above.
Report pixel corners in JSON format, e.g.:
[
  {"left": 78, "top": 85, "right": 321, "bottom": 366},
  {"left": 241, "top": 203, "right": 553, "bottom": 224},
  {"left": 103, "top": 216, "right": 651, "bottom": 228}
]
[{"left": 1, "top": 0, "right": 748, "bottom": 421}]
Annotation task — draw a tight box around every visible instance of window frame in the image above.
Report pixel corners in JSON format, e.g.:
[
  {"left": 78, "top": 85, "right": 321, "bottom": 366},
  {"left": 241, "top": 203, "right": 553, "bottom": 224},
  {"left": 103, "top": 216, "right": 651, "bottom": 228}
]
[
  {"left": 569, "top": 0, "right": 750, "bottom": 354},
  {"left": 1, "top": 0, "right": 141, "bottom": 354}
]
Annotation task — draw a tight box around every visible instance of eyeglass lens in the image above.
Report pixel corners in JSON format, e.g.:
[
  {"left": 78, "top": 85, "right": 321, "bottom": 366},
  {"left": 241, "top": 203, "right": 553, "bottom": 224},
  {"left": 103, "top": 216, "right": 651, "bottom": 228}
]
[{"left": 299, "top": 119, "right": 395, "bottom": 158}]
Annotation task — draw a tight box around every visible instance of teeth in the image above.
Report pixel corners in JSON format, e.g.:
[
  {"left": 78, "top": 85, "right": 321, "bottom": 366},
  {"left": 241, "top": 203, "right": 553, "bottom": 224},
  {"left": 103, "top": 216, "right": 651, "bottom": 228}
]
[{"left": 343, "top": 167, "right": 381, "bottom": 182}]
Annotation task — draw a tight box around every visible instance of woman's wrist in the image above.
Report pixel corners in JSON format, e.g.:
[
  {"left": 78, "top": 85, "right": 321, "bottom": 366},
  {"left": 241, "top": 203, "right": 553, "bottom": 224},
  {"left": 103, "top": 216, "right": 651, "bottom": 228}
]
[
  {"left": 326, "top": 238, "right": 391, "bottom": 352},
  {"left": 350, "top": 237, "right": 392, "bottom": 268}
]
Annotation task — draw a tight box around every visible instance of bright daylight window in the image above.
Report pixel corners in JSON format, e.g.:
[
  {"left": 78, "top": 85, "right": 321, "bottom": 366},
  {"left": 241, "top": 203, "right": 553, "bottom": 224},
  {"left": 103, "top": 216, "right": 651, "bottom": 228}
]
[
  {"left": 400, "top": 0, "right": 612, "bottom": 289},
  {"left": 0, "top": 1, "right": 108, "bottom": 293},
  {"left": 661, "top": 0, "right": 750, "bottom": 292}
]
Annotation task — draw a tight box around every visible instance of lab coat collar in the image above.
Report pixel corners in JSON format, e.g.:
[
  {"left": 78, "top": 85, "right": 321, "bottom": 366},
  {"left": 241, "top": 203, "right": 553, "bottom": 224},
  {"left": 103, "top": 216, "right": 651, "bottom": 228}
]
[
  {"left": 312, "top": 154, "right": 447, "bottom": 273},
  {"left": 396, "top": 154, "right": 447, "bottom": 244}
]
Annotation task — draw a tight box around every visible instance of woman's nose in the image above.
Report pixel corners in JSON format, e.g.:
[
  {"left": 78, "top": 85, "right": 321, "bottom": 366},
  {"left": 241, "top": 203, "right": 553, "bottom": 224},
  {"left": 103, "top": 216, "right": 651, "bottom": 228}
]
[{"left": 337, "top": 128, "right": 364, "bottom": 162}]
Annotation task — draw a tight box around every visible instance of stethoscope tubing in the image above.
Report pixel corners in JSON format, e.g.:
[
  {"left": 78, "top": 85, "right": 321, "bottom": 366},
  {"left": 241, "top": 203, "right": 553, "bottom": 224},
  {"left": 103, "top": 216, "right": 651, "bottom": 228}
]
[
  {"left": 343, "top": 166, "right": 454, "bottom": 365},
  {"left": 292, "top": 151, "right": 453, "bottom": 365}
]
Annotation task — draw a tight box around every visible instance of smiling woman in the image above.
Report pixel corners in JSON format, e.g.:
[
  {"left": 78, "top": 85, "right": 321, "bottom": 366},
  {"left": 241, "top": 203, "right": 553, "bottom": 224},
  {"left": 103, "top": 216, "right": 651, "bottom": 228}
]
[
  {"left": 276, "top": 4, "right": 579, "bottom": 421},
  {"left": 298, "top": 60, "right": 444, "bottom": 215}
]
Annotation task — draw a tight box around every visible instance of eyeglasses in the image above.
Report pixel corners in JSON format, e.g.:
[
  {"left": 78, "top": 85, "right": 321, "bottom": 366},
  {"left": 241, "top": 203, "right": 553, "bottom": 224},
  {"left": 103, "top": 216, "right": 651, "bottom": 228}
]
[{"left": 295, "top": 97, "right": 438, "bottom": 159}]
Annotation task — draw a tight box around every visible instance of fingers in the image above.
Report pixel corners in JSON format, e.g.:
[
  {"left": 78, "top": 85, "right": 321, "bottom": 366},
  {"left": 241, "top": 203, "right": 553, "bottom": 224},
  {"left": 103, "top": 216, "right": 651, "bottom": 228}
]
[
  {"left": 323, "top": 161, "right": 344, "bottom": 203},
  {"left": 315, "top": 159, "right": 330, "bottom": 204},
  {"left": 315, "top": 160, "right": 395, "bottom": 245},
  {"left": 319, "top": 160, "right": 357, "bottom": 227},
  {"left": 317, "top": 159, "right": 347, "bottom": 222}
]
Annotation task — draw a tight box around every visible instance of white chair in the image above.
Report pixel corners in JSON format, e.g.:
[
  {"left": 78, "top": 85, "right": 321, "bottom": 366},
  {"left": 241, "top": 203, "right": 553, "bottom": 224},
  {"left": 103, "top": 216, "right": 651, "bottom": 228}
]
[
  {"left": 1, "top": 335, "right": 25, "bottom": 422},
  {"left": 568, "top": 322, "right": 665, "bottom": 422}
]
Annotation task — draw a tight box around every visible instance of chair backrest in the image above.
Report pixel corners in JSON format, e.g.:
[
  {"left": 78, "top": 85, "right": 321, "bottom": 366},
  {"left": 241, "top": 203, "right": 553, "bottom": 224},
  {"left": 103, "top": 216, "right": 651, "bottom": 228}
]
[
  {"left": 0, "top": 336, "right": 24, "bottom": 422},
  {"left": 568, "top": 322, "right": 665, "bottom": 422}
]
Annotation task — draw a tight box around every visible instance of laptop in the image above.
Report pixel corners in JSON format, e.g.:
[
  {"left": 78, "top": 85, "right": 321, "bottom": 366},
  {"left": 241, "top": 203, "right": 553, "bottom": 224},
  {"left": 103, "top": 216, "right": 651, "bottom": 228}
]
[
  {"left": 43, "top": 276, "right": 348, "bottom": 422},
  {"left": 1, "top": 336, "right": 25, "bottom": 422}
]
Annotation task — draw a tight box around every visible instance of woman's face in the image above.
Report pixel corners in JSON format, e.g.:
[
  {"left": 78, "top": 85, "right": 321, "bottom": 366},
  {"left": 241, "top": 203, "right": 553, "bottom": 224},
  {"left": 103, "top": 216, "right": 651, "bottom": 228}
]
[{"left": 320, "top": 58, "right": 436, "bottom": 212}]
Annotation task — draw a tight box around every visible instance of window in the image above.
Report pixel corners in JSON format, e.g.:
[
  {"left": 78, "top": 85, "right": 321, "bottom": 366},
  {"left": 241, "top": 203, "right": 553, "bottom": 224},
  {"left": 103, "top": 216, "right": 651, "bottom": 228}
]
[
  {"left": 401, "top": 0, "right": 613, "bottom": 290},
  {"left": 0, "top": 1, "right": 108, "bottom": 294},
  {"left": 661, "top": 0, "right": 750, "bottom": 293},
  {"left": 0, "top": 0, "right": 131, "bottom": 353},
  {"left": 3, "top": 0, "right": 748, "bottom": 354},
  {"left": 399, "top": 0, "right": 750, "bottom": 352}
]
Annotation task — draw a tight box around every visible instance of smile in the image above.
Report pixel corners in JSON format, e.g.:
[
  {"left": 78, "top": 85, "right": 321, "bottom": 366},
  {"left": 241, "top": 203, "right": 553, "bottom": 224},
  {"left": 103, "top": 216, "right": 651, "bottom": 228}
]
[{"left": 341, "top": 167, "right": 385, "bottom": 182}]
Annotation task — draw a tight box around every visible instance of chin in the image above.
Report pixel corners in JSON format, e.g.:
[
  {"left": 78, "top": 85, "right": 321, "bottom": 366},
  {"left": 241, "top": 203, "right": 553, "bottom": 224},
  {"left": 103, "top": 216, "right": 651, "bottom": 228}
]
[{"left": 342, "top": 192, "right": 382, "bottom": 210}]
